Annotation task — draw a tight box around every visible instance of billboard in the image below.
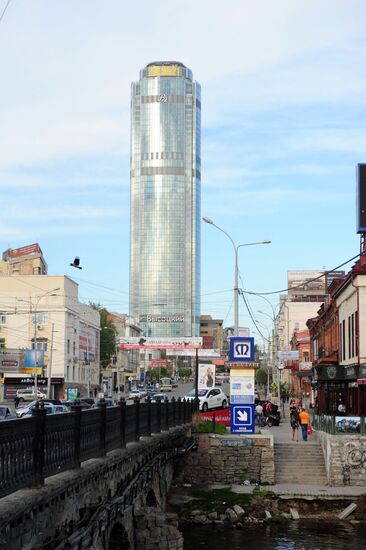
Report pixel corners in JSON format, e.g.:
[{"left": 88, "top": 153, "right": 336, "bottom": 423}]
[
  {"left": 0, "top": 349, "right": 25, "bottom": 372},
  {"left": 230, "top": 376, "right": 255, "bottom": 397},
  {"left": 79, "top": 327, "right": 97, "bottom": 361},
  {"left": 24, "top": 349, "right": 44, "bottom": 368},
  {"left": 277, "top": 351, "right": 299, "bottom": 361},
  {"left": 287, "top": 271, "right": 326, "bottom": 294},
  {"left": 9, "top": 243, "right": 42, "bottom": 258},
  {"left": 118, "top": 337, "right": 202, "bottom": 349},
  {"left": 198, "top": 364, "right": 216, "bottom": 390},
  {"left": 224, "top": 327, "right": 250, "bottom": 339}
]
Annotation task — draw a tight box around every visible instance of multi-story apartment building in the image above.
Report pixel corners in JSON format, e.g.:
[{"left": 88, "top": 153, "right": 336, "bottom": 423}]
[
  {"left": 0, "top": 275, "right": 100, "bottom": 399},
  {"left": 130, "top": 61, "right": 201, "bottom": 338}
]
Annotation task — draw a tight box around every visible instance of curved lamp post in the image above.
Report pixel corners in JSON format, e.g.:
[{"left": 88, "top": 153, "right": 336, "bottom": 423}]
[{"left": 202, "top": 216, "right": 271, "bottom": 336}]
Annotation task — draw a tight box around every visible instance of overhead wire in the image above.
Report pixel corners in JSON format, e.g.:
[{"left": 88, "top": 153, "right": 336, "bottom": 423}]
[{"left": 0, "top": 0, "right": 12, "bottom": 25}]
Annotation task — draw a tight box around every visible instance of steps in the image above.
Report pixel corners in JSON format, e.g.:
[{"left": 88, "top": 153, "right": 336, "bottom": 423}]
[{"left": 274, "top": 442, "right": 328, "bottom": 484}]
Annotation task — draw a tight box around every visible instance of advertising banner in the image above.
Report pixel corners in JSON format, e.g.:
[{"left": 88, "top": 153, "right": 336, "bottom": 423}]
[
  {"left": 24, "top": 349, "right": 44, "bottom": 368},
  {"left": 0, "top": 349, "right": 25, "bottom": 372},
  {"left": 230, "top": 376, "right": 255, "bottom": 396},
  {"left": 198, "top": 364, "right": 215, "bottom": 390},
  {"left": 277, "top": 351, "right": 299, "bottom": 361},
  {"left": 200, "top": 410, "right": 230, "bottom": 426},
  {"left": 118, "top": 337, "right": 202, "bottom": 349}
]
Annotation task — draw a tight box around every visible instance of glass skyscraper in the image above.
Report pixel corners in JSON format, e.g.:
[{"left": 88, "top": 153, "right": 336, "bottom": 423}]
[{"left": 130, "top": 62, "right": 201, "bottom": 337}]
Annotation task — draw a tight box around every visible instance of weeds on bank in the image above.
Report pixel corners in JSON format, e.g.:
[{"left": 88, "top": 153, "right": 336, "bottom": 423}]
[{"left": 182, "top": 488, "right": 253, "bottom": 514}]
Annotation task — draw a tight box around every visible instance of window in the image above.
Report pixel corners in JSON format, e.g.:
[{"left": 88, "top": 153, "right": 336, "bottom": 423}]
[
  {"left": 32, "top": 338, "right": 48, "bottom": 351},
  {"left": 0, "top": 313, "right": 6, "bottom": 325},
  {"left": 73, "top": 341, "right": 76, "bottom": 355},
  {"left": 32, "top": 312, "right": 48, "bottom": 326},
  {"left": 67, "top": 339, "right": 70, "bottom": 354},
  {"left": 348, "top": 316, "right": 351, "bottom": 359},
  {"left": 0, "top": 338, "right": 5, "bottom": 349}
]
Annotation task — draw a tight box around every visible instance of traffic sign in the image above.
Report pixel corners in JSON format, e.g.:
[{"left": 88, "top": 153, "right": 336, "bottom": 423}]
[
  {"left": 229, "top": 337, "right": 255, "bottom": 362},
  {"left": 230, "top": 404, "right": 255, "bottom": 434}
]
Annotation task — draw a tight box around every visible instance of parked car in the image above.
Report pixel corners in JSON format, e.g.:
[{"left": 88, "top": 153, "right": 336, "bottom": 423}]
[
  {"left": 150, "top": 393, "right": 166, "bottom": 403},
  {"left": 0, "top": 406, "right": 17, "bottom": 421},
  {"left": 16, "top": 399, "right": 62, "bottom": 418},
  {"left": 128, "top": 389, "right": 145, "bottom": 400},
  {"left": 184, "top": 387, "right": 229, "bottom": 412},
  {"left": 16, "top": 388, "right": 46, "bottom": 402},
  {"left": 62, "top": 400, "right": 93, "bottom": 410},
  {"left": 19, "top": 402, "right": 69, "bottom": 418}
]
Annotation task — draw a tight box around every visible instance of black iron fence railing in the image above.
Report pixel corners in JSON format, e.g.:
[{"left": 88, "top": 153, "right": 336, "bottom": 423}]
[
  {"left": 0, "top": 396, "right": 196, "bottom": 499},
  {"left": 312, "top": 413, "right": 366, "bottom": 435}
]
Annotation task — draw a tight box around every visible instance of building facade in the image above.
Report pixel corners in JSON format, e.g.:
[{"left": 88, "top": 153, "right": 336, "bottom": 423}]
[
  {"left": 307, "top": 256, "right": 366, "bottom": 415},
  {"left": 0, "top": 243, "right": 48, "bottom": 276},
  {"left": 200, "top": 315, "right": 224, "bottom": 351},
  {"left": 0, "top": 276, "right": 100, "bottom": 399},
  {"left": 130, "top": 61, "right": 201, "bottom": 338}
]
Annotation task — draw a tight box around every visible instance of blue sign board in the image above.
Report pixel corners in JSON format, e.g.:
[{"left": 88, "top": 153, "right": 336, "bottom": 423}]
[
  {"left": 229, "top": 337, "right": 255, "bottom": 362},
  {"left": 230, "top": 404, "right": 255, "bottom": 434},
  {"left": 230, "top": 394, "right": 255, "bottom": 404}
]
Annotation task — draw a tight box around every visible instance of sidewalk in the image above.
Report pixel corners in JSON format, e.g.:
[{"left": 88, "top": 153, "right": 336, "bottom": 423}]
[{"left": 209, "top": 483, "right": 366, "bottom": 499}]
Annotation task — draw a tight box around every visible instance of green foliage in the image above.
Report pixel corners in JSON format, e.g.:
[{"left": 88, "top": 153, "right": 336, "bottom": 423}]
[
  {"left": 177, "top": 367, "right": 192, "bottom": 378},
  {"left": 194, "top": 421, "right": 227, "bottom": 435},
  {"left": 89, "top": 303, "right": 117, "bottom": 367},
  {"left": 183, "top": 488, "right": 252, "bottom": 514},
  {"left": 255, "top": 368, "right": 268, "bottom": 386}
]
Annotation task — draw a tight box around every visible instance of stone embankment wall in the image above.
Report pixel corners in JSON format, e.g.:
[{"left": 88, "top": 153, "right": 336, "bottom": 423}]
[
  {"left": 317, "top": 431, "right": 366, "bottom": 486},
  {"left": 183, "top": 434, "right": 274, "bottom": 485}
]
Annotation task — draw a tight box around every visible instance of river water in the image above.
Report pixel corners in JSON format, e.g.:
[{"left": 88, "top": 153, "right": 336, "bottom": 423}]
[{"left": 182, "top": 521, "right": 366, "bottom": 549}]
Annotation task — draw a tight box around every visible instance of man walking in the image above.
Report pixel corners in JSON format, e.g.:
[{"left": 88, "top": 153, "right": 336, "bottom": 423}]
[
  {"left": 299, "top": 407, "right": 310, "bottom": 441},
  {"left": 255, "top": 402, "right": 264, "bottom": 428}
]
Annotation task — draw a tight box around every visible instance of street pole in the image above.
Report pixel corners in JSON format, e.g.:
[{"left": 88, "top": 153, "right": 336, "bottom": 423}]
[
  {"left": 195, "top": 346, "right": 199, "bottom": 401},
  {"left": 34, "top": 301, "right": 38, "bottom": 397},
  {"left": 47, "top": 323, "right": 55, "bottom": 399},
  {"left": 202, "top": 217, "right": 270, "bottom": 338},
  {"left": 87, "top": 333, "right": 90, "bottom": 397}
]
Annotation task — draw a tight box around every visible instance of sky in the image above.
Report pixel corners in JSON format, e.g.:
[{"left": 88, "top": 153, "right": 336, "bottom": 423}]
[{"left": 0, "top": 0, "right": 365, "bottom": 340}]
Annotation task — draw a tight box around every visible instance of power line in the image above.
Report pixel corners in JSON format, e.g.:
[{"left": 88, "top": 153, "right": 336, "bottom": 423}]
[
  {"left": 0, "top": 0, "right": 12, "bottom": 26},
  {"left": 244, "top": 252, "right": 360, "bottom": 296}
]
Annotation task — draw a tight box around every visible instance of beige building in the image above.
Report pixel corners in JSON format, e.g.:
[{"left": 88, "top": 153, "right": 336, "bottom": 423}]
[
  {"left": 200, "top": 315, "right": 224, "bottom": 351},
  {"left": 103, "top": 312, "right": 142, "bottom": 394},
  {"left": 0, "top": 275, "right": 100, "bottom": 399},
  {"left": 1, "top": 243, "right": 47, "bottom": 276}
]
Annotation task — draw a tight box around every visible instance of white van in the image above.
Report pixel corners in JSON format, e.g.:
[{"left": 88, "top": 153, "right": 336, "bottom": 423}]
[{"left": 16, "top": 388, "right": 46, "bottom": 402}]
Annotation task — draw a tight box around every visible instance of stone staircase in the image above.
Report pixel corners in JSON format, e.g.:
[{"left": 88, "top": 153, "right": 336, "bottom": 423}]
[{"left": 274, "top": 442, "right": 328, "bottom": 485}]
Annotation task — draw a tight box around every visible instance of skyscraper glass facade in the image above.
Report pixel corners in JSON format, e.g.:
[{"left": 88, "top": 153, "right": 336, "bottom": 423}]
[{"left": 130, "top": 62, "right": 201, "bottom": 337}]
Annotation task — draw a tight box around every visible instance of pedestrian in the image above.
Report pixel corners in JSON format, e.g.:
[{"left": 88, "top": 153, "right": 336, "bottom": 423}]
[
  {"left": 290, "top": 407, "right": 300, "bottom": 442},
  {"left": 14, "top": 395, "right": 20, "bottom": 409},
  {"left": 264, "top": 400, "right": 272, "bottom": 426},
  {"left": 299, "top": 407, "right": 310, "bottom": 441},
  {"left": 255, "top": 402, "right": 264, "bottom": 427}
]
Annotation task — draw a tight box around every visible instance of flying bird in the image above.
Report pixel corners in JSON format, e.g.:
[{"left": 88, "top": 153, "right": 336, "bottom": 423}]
[{"left": 70, "top": 257, "right": 82, "bottom": 270}]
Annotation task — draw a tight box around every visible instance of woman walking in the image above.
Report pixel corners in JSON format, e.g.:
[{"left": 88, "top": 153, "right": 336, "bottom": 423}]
[{"left": 290, "top": 407, "right": 300, "bottom": 442}]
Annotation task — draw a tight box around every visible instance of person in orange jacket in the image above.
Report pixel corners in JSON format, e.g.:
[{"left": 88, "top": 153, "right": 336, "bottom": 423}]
[{"left": 299, "top": 408, "right": 310, "bottom": 441}]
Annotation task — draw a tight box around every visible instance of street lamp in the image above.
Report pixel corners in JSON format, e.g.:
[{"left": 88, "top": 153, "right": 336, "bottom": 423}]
[{"left": 202, "top": 216, "right": 271, "bottom": 336}]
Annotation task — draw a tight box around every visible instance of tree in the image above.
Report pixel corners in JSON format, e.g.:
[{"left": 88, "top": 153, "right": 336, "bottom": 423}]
[
  {"left": 255, "top": 368, "right": 268, "bottom": 387},
  {"left": 89, "top": 303, "right": 117, "bottom": 369}
]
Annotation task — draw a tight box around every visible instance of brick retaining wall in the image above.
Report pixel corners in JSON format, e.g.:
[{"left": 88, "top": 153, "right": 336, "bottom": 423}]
[
  {"left": 183, "top": 434, "right": 274, "bottom": 485},
  {"left": 316, "top": 430, "right": 366, "bottom": 486}
]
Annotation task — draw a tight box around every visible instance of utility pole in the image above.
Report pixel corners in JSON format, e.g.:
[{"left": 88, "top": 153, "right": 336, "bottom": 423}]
[{"left": 47, "top": 323, "right": 55, "bottom": 399}]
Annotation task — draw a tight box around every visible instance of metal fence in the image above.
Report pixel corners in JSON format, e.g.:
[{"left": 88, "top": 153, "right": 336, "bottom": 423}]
[
  {"left": 0, "top": 396, "right": 196, "bottom": 499},
  {"left": 312, "top": 413, "right": 366, "bottom": 435}
]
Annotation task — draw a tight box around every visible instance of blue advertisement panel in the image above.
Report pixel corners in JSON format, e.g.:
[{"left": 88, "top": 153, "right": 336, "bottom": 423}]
[
  {"left": 24, "top": 349, "right": 44, "bottom": 367},
  {"left": 230, "top": 404, "right": 255, "bottom": 434},
  {"left": 229, "top": 337, "right": 255, "bottom": 362}
]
